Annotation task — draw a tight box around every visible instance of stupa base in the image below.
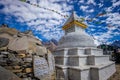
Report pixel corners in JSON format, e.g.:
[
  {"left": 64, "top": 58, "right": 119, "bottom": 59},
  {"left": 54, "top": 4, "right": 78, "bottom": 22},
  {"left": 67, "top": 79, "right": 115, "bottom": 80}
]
[{"left": 55, "top": 62, "right": 115, "bottom": 80}]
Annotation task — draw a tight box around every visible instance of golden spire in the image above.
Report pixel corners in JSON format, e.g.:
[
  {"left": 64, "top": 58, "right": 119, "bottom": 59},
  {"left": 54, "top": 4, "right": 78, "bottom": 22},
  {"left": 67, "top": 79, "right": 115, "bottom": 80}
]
[{"left": 62, "top": 11, "right": 87, "bottom": 30}]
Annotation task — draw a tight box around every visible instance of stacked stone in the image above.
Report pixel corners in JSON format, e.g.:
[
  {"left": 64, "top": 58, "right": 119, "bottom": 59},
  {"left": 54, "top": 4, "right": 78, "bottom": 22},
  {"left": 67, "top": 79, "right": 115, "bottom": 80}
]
[
  {"left": 0, "top": 51, "right": 54, "bottom": 80},
  {"left": 0, "top": 25, "right": 55, "bottom": 80},
  {"left": 0, "top": 51, "right": 33, "bottom": 79}
]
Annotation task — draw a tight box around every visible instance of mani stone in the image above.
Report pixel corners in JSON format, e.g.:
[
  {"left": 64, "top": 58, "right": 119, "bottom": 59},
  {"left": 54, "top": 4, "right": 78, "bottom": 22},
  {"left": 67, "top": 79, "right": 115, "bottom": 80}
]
[
  {"left": 53, "top": 11, "right": 116, "bottom": 80},
  {"left": 33, "top": 56, "right": 50, "bottom": 80}
]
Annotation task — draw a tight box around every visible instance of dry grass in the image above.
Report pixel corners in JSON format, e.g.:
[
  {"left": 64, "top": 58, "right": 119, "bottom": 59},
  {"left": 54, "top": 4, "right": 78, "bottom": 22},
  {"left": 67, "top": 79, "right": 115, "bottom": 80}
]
[{"left": 108, "top": 64, "right": 120, "bottom": 80}]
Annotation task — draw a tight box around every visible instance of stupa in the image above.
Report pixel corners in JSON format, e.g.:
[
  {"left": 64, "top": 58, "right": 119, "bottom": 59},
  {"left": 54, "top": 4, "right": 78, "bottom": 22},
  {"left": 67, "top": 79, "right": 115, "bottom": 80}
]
[{"left": 53, "top": 12, "right": 116, "bottom": 80}]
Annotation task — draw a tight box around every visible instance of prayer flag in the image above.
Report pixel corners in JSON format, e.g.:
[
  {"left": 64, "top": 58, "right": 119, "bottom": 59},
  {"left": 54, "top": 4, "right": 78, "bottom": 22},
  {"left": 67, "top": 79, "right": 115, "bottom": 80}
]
[{"left": 20, "top": 0, "right": 26, "bottom": 2}]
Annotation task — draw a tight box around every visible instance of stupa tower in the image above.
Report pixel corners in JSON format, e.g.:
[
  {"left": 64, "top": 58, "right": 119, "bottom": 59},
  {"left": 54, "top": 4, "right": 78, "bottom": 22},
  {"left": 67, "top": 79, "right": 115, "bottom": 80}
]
[
  {"left": 54, "top": 11, "right": 116, "bottom": 80},
  {"left": 58, "top": 11, "right": 96, "bottom": 49}
]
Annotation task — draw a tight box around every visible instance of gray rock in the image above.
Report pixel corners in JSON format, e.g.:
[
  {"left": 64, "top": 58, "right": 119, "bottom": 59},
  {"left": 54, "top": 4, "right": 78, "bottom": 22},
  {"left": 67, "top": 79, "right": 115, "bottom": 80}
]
[
  {"left": 0, "top": 37, "right": 9, "bottom": 48},
  {"left": 0, "top": 66, "right": 21, "bottom": 80}
]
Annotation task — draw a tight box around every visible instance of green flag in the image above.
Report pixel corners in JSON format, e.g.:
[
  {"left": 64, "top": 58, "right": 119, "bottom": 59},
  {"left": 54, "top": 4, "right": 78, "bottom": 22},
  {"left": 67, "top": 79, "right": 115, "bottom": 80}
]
[
  {"left": 95, "top": 22, "right": 101, "bottom": 24},
  {"left": 80, "top": 18, "right": 85, "bottom": 22},
  {"left": 20, "top": 0, "right": 26, "bottom": 2}
]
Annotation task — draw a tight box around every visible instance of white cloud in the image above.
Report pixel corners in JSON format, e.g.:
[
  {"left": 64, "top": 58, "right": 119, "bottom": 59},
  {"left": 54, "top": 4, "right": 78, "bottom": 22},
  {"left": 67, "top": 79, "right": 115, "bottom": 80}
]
[
  {"left": 0, "top": 0, "right": 72, "bottom": 40},
  {"left": 106, "top": 13, "right": 120, "bottom": 26},
  {"left": 87, "top": 21, "right": 119, "bottom": 45},
  {"left": 104, "top": 1, "right": 120, "bottom": 13},
  {"left": 111, "top": 0, "right": 117, "bottom": 3},
  {"left": 80, "top": 5, "right": 94, "bottom": 13},
  {"left": 86, "top": 9, "right": 94, "bottom": 13},
  {"left": 112, "top": 0, "right": 120, "bottom": 7},
  {"left": 79, "top": 0, "right": 84, "bottom": 3},
  {"left": 104, "top": 7, "right": 113, "bottom": 12},
  {"left": 80, "top": 5, "right": 89, "bottom": 11},
  {"left": 92, "top": 25, "right": 120, "bottom": 45},
  {"left": 94, "top": 39, "right": 101, "bottom": 46},
  {"left": 98, "top": 3, "right": 103, "bottom": 8},
  {"left": 35, "top": 36, "right": 42, "bottom": 41},
  {"left": 93, "top": 31, "right": 112, "bottom": 44},
  {"left": 87, "top": 0, "right": 96, "bottom": 5},
  {"left": 90, "top": 28, "right": 96, "bottom": 31},
  {"left": 0, "top": 0, "right": 119, "bottom": 43}
]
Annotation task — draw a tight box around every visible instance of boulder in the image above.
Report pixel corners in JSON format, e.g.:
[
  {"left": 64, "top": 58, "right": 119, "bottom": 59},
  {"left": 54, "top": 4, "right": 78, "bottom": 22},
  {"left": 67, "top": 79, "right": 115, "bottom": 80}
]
[{"left": 0, "top": 66, "right": 21, "bottom": 80}]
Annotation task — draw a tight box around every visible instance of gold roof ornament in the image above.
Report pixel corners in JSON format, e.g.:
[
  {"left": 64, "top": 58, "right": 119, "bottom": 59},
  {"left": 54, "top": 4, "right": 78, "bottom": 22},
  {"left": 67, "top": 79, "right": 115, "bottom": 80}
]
[{"left": 62, "top": 11, "right": 87, "bottom": 30}]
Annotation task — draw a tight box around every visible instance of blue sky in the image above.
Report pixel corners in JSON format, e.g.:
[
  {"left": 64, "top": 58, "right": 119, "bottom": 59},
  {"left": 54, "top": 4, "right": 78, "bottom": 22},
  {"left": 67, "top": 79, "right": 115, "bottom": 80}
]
[{"left": 0, "top": 0, "right": 120, "bottom": 45}]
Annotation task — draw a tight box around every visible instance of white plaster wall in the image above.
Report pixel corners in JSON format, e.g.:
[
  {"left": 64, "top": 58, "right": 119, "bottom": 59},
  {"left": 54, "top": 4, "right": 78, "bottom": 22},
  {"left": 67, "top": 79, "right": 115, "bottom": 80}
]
[
  {"left": 90, "top": 68, "right": 99, "bottom": 80},
  {"left": 99, "top": 63, "right": 116, "bottom": 80},
  {"left": 68, "top": 68, "right": 81, "bottom": 80},
  {"left": 68, "top": 48, "right": 78, "bottom": 55},
  {"left": 54, "top": 49, "right": 68, "bottom": 56},
  {"left": 64, "top": 57, "right": 68, "bottom": 66},
  {"left": 78, "top": 49, "right": 85, "bottom": 55},
  {"left": 63, "top": 69, "right": 68, "bottom": 80},
  {"left": 55, "top": 57, "right": 64, "bottom": 65},
  {"left": 87, "top": 56, "right": 110, "bottom": 65},
  {"left": 79, "top": 57, "right": 87, "bottom": 65},
  {"left": 65, "top": 25, "right": 75, "bottom": 34},
  {"left": 81, "top": 70, "right": 90, "bottom": 80},
  {"left": 90, "top": 63, "right": 116, "bottom": 80},
  {"left": 68, "top": 68, "right": 90, "bottom": 80},
  {"left": 67, "top": 56, "right": 87, "bottom": 66},
  {"left": 95, "top": 56, "right": 110, "bottom": 65},
  {"left": 67, "top": 57, "right": 79, "bottom": 66},
  {"left": 85, "top": 48, "right": 103, "bottom": 55},
  {"left": 56, "top": 68, "right": 65, "bottom": 80},
  {"left": 58, "top": 32, "right": 96, "bottom": 49},
  {"left": 91, "top": 49, "right": 103, "bottom": 55},
  {"left": 75, "top": 25, "right": 84, "bottom": 32},
  {"left": 68, "top": 48, "right": 85, "bottom": 55},
  {"left": 87, "top": 56, "right": 95, "bottom": 65}
]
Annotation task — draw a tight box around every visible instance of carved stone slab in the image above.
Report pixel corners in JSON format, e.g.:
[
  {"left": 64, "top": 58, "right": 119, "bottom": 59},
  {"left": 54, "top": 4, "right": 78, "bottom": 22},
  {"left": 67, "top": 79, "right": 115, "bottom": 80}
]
[
  {"left": 33, "top": 56, "right": 49, "bottom": 80},
  {"left": 48, "top": 53, "right": 55, "bottom": 74}
]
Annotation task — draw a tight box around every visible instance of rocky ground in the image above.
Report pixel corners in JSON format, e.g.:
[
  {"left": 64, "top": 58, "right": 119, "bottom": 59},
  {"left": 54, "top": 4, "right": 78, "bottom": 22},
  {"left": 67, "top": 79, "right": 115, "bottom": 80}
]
[{"left": 108, "top": 64, "right": 120, "bottom": 80}]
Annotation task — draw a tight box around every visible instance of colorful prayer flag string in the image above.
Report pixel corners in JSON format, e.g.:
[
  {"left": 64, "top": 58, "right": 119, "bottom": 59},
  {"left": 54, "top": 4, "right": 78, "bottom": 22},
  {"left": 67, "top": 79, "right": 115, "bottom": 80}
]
[
  {"left": 19, "top": 0, "right": 68, "bottom": 18},
  {"left": 20, "top": 0, "right": 113, "bottom": 29}
]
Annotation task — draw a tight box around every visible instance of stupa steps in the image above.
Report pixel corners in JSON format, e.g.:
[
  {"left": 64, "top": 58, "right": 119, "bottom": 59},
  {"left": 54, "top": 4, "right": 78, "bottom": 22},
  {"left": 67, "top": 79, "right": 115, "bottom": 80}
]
[
  {"left": 55, "top": 62, "right": 115, "bottom": 80},
  {"left": 54, "top": 48, "right": 103, "bottom": 56},
  {"left": 54, "top": 55, "right": 110, "bottom": 66},
  {"left": 87, "top": 55, "right": 110, "bottom": 65}
]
